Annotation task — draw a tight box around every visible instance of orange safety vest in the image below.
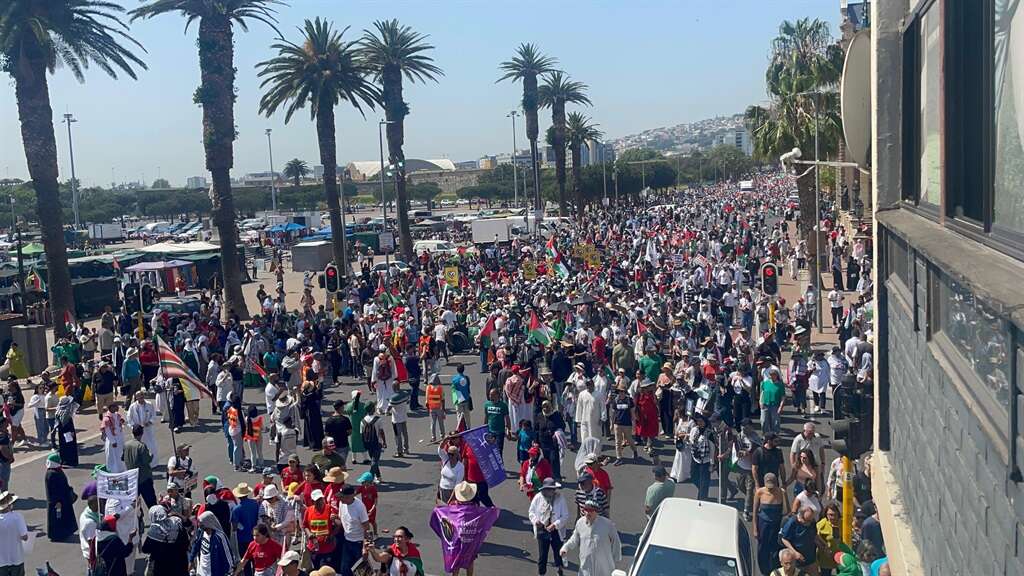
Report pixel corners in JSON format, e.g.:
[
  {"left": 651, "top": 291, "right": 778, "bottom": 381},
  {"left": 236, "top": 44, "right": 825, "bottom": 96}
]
[
  {"left": 227, "top": 407, "right": 240, "bottom": 435},
  {"left": 426, "top": 384, "right": 443, "bottom": 409},
  {"left": 244, "top": 415, "right": 262, "bottom": 442}
]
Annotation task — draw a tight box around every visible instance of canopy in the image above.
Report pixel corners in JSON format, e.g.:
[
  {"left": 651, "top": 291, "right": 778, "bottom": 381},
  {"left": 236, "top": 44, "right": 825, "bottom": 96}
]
[
  {"left": 136, "top": 241, "right": 220, "bottom": 254},
  {"left": 125, "top": 259, "right": 192, "bottom": 272},
  {"left": 267, "top": 222, "right": 304, "bottom": 233},
  {"left": 17, "top": 242, "right": 45, "bottom": 256}
]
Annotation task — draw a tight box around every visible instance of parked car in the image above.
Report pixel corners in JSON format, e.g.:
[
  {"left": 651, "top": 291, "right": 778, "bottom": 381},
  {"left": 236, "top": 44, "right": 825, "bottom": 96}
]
[
  {"left": 612, "top": 498, "right": 752, "bottom": 576},
  {"left": 371, "top": 260, "right": 412, "bottom": 273},
  {"left": 413, "top": 240, "right": 458, "bottom": 255}
]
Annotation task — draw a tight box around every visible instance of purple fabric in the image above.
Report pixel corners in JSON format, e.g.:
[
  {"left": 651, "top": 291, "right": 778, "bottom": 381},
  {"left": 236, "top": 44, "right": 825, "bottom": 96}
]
[
  {"left": 429, "top": 504, "right": 500, "bottom": 571},
  {"left": 461, "top": 425, "right": 506, "bottom": 488}
]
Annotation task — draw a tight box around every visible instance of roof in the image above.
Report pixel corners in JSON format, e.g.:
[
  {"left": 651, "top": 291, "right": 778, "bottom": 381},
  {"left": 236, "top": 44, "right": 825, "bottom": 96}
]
[
  {"left": 645, "top": 498, "right": 740, "bottom": 559},
  {"left": 347, "top": 158, "right": 457, "bottom": 180},
  {"left": 136, "top": 241, "right": 220, "bottom": 254}
]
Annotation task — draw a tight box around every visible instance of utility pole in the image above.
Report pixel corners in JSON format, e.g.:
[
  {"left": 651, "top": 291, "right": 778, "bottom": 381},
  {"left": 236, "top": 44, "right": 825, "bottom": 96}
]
[
  {"left": 63, "top": 113, "right": 79, "bottom": 228},
  {"left": 266, "top": 128, "right": 277, "bottom": 212}
]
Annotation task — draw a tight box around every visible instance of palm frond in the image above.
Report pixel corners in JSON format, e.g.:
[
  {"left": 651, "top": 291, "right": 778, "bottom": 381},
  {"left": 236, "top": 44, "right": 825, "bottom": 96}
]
[
  {"left": 359, "top": 19, "right": 443, "bottom": 84},
  {"left": 538, "top": 71, "right": 591, "bottom": 109},
  {"left": 496, "top": 42, "right": 557, "bottom": 83}
]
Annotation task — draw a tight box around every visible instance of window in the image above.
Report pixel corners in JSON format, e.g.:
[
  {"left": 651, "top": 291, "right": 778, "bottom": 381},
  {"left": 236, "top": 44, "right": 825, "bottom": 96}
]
[
  {"left": 887, "top": 234, "right": 911, "bottom": 288},
  {"left": 919, "top": 6, "right": 943, "bottom": 207},
  {"left": 994, "top": 0, "right": 1024, "bottom": 233},
  {"left": 931, "top": 271, "right": 1012, "bottom": 422}
]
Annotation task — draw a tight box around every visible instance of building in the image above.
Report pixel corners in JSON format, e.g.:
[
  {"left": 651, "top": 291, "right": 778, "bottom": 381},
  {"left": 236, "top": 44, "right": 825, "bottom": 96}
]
[
  {"left": 494, "top": 151, "right": 532, "bottom": 168},
  {"left": 587, "top": 140, "right": 616, "bottom": 165},
  {"left": 477, "top": 156, "right": 497, "bottom": 170},
  {"left": 867, "top": 1, "right": 1024, "bottom": 575},
  {"left": 345, "top": 158, "right": 456, "bottom": 182},
  {"left": 185, "top": 176, "right": 207, "bottom": 190},
  {"left": 454, "top": 160, "right": 479, "bottom": 170},
  {"left": 239, "top": 171, "right": 281, "bottom": 187}
]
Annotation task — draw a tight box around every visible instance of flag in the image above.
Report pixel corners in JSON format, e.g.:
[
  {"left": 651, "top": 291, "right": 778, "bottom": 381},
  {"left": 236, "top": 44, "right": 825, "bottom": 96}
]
[
  {"left": 430, "top": 504, "right": 500, "bottom": 573},
  {"left": 64, "top": 309, "right": 76, "bottom": 330},
  {"left": 111, "top": 257, "right": 121, "bottom": 271},
  {"left": 545, "top": 237, "right": 570, "bottom": 278},
  {"left": 479, "top": 314, "right": 497, "bottom": 340},
  {"left": 26, "top": 270, "right": 45, "bottom": 292},
  {"left": 375, "top": 274, "right": 385, "bottom": 296},
  {"left": 388, "top": 344, "right": 409, "bottom": 383},
  {"left": 459, "top": 425, "right": 506, "bottom": 488},
  {"left": 156, "top": 337, "right": 213, "bottom": 401},
  {"left": 644, "top": 238, "right": 661, "bottom": 264},
  {"left": 248, "top": 359, "right": 267, "bottom": 382},
  {"left": 637, "top": 319, "right": 648, "bottom": 335},
  {"left": 527, "top": 310, "right": 552, "bottom": 346}
]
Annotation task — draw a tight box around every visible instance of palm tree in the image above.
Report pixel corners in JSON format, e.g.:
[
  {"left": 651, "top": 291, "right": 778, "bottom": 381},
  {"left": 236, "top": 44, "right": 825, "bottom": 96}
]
[
  {"left": 2, "top": 0, "right": 146, "bottom": 336},
  {"left": 283, "top": 158, "right": 309, "bottom": 187},
  {"left": 744, "top": 17, "right": 842, "bottom": 285},
  {"left": 498, "top": 44, "right": 557, "bottom": 215},
  {"left": 565, "top": 111, "right": 603, "bottom": 210},
  {"left": 539, "top": 71, "right": 591, "bottom": 217},
  {"left": 132, "top": 0, "right": 282, "bottom": 320},
  {"left": 258, "top": 17, "right": 379, "bottom": 283},
  {"left": 359, "top": 19, "right": 443, "bottom": 261}
]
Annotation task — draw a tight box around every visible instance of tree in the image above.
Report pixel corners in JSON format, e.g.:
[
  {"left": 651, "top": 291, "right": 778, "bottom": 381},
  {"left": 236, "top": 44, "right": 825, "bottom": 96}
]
[
  {"left": 359, "top": 19, "right": 443, "bottom": 261},
  {"left": 407, "top": 182, "right": 442, "bottom": 204},
  {"left": 283, "top": 158, "right": 309, "bottom": 187},
  {"left": 132, "top": 0, "right": 282, "bottom": 320},
  {"left": 2, "top": 0, "right": 146, "bottom": 335},
  {"left": 565, "top": 111, "right": 603, "bottom": 210},
  {"left": 706, "top": 144, "right": 755, "bottom": 181},
  {"left": 745, "top": 17, "right": 842, "bottom": 284},
  {"left": 498, "top": 44, "right": 557, "bottom": 215},
  {"left": 257, "top": 17, "right": 379, "bottom": 282},
  {"left": 539, "top": 72, "right": 590, "bottom": 217},
  {"left": 151, "top": 178, "right": 171, "bottom": 189}
]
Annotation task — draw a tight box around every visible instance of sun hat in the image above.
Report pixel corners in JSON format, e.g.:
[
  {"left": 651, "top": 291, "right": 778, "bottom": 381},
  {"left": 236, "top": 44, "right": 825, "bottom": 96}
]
[
  {"left": 324, "top": 467, "right": 348, "bottom": 484},
  {"left": 232, "top": 483, "right": 252, "bottom": 498},
  {"left": 540, "top": 478, "right": 560, "bottom": 491},
  {"left": 454, "top": 481, "right": 477, "bottom": 503},
  {"left": 277, "top": 551, "right": 301, "bottom": 567},
  {"left": 357, "top": 472, "right": 374, "bottom": 484},
  {"left": 0, "top": 491, "right": 18, "bottom": 510},
  {"left": 310, "top": 489, "right": 325, "bottom": 501},
  {"left": 262, "top": 484, "right": 280, "bottom": 499},
  {"left": 582, "top": 499, "right": 601, "bottom": 511}
]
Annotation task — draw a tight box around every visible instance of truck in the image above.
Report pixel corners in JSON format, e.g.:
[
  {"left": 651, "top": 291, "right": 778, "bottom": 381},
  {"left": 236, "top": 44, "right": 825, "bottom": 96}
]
[
  {"left": 88, "top": 223, "right": 124, "bottom": 243},
  {"left": 471, "top": 217, "right": 515, "bottom": 245}
]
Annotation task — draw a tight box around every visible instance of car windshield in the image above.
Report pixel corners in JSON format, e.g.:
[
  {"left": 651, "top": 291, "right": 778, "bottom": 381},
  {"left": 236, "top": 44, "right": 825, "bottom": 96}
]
[{"left": 634, "top": 545, "right": 739, "bottom": 576}]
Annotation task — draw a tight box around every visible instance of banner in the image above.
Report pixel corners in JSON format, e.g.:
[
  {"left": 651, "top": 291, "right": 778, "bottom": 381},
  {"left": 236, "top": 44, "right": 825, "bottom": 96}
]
[
  {"left": 459, "top": 425, "right": 505, "bottom": 488},
  {"left": 429, "top": 504, "right": 500, "bottom": 572},
  {"left": 522, "top": 259, "right": 537, "bottom": 280},
  {"left": 96, "top": 468, "right": 139, "bottom": 503},
  {"left": 444, "top": 266, "right": 460, "bottom": 287}
]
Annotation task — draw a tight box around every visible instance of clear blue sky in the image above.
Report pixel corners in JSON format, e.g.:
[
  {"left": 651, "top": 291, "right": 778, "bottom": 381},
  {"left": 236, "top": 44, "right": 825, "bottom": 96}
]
[{"left": 1, "top": 0, "right": 838, "bottom": 188}]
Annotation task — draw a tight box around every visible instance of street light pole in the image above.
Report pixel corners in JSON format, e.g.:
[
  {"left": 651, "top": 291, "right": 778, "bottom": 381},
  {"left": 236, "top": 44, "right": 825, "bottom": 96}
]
[
  {"left": 265, "top": 128, "right": 277, "bottom": 212},
  {"left": 508, "top": 111, "right": 519, "bottom": 210},
  {"left": 813, "top": 94, "right": 823, "bottom": 327},
  {"left": 63, "top": 113, "right": 79, "bottom": 228}
]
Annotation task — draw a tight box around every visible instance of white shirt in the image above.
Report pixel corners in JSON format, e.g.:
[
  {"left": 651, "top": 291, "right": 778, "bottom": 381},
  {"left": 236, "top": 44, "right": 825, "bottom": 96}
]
[
  {"left": 339, "top": 499, "right": 369, "bottom": 542},
  {"left": 437, "top": 450, "right": 465, "bottom": 490},
  {"left": 0, "top": 511, "right": 27, "bottom": 567},
  {"left": 79, "top": 509, "right": 97, "bottom": 560},
  {"left": 528, "top": 492, "right": 571, "bottom": 539}
]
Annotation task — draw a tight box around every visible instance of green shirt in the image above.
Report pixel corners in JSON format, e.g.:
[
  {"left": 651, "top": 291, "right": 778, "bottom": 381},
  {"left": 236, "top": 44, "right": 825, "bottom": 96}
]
[
  {"left": 638, "top": 354, "right": 663, "bottom": 383},
  {"left": 122, "top": 439, "right": 152, "bottom": 482},
  {"left": 611, "top": 344, "right": 636, "bottom": 375},
  {"left": 644, "top": 479, "right": 676, "bottom": 515},
  {"left": 760, "top": 379, "right": 784, "bottom": 406},
  {"left": 483, "top": 400, "right": 509, "bottom": 436}
]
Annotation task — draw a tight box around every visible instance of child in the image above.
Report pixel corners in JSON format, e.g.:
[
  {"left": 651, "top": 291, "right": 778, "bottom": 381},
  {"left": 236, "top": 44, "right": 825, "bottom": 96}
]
[
  {"left": 25, "top": 382, "right": 49, "bottom": 445},
  {"left": 516, "top": 419, "right": 536, "bottom": 464},
  {"left": 356, "top": 471, "right": 379, "bottom": 535}
]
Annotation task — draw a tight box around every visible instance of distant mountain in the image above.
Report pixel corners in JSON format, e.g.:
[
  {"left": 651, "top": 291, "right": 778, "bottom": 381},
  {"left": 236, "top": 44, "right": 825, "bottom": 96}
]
[{"left": 607, "top": 113, "right": 747, "bottom": 155}]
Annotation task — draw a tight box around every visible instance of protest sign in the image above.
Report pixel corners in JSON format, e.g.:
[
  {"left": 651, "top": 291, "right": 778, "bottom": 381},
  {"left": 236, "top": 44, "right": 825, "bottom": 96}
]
[{"left": 429, "top": 504, "right": 500, "bottom": 572}]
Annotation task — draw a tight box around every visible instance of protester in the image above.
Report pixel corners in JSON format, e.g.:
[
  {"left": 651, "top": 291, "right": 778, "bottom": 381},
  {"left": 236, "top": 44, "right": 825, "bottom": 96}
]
[
  {"left": 528, "top": 478, "right": 569, "bottom": 576},
  {"left": 559, "top": 499, "right": 622, "bottom": 576},
  {"left": 44, "top": 453, "right": 78, "bottom": 541}
]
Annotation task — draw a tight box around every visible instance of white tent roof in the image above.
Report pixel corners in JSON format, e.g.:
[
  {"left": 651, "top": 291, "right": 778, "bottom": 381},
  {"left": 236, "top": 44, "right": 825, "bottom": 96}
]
[{"left": 136, "top": 241, "right": 221, "bottom": 254}]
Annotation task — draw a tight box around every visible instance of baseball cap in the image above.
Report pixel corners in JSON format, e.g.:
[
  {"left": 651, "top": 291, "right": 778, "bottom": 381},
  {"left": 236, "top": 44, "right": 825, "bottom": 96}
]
[{"left": 278, "top": 550, "right": 301, "bottom": 567}]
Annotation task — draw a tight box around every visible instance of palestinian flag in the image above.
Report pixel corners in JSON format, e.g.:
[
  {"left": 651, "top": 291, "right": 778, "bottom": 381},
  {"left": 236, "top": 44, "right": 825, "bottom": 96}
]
[
  {"left": 527, "top": 310, "right": 552, "bottom": 346},
  {"left": 248, "top": 359, "right": 268, "bottom": 382},
  {"left": 388, "top": 344, "right": 409, "bottom": 383},
  {"left": 375, "top": 274, "right": 386, "bottom": 296},
  {"left": 156, "top": 337, "right": 213, "bottom": 401},
  {"left": 545, "top": 237, "right": 570, "bottom": 278},
  {"left": 387, "top": 542, "right": 424, "bottom": 575},
  {"left": 637, "top": 319, "right": 649, "bottom": 335},
  {"left": 26, "top": 270, "right": 45, "bottom": 292},
  {"left": 479, "top": 314, "right": 497, "bottom": 339}
]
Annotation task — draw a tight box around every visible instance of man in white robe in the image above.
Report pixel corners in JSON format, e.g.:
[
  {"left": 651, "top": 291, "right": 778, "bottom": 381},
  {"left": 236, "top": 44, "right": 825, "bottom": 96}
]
[{"left": 127, "top": 391, "right": 158, "bottom": 465}]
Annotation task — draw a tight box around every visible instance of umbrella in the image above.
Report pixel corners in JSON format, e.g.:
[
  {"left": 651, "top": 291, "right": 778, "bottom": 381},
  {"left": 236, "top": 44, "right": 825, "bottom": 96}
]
[
  {"left": 570, "top": 294, "right": 598, "bottom": 306},
  {"left": 547, "top": 301, "right": 572, "bottom": 313}
]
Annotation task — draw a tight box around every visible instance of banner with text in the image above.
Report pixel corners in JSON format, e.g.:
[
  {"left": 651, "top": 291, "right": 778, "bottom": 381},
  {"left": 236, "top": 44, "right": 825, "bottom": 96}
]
[
  {"left": 429, "top": 504, "right": 500, "bottom": 572},
  {"left": 460, "top": 425, "right": 505, "bottom": 488}
]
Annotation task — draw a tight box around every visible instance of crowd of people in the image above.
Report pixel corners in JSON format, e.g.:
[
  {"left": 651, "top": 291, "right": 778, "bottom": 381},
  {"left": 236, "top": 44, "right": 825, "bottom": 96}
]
[{"left": 0, "top": 173, "right": 889, "bottom": 576}]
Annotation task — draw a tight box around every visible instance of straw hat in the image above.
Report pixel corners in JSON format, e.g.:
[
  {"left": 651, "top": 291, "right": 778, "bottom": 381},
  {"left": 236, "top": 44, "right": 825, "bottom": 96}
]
[
  {"left": 324, "top": 467, "right": 348, "bottom": 484},
  {"left": 453, "top": 481, "right": 477, "bottom": 503},
  {"left": 232, "top": 483, "right": 252, "bottom": 498}
]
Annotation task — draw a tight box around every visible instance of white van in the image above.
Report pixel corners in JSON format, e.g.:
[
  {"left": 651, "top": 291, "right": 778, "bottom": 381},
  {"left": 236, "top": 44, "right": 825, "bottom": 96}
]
[
  {"left": 413, "top": 239, "right": 458, "bottom": 255},
  {"left": 613, "top": 498, "right": 753, "bottom": 576}
]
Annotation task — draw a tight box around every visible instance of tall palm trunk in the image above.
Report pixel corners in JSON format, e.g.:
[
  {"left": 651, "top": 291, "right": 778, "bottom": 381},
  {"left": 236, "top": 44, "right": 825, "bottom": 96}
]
[
  {"left": 316, "top": 103, "right": 349, "bottom": 285},
  {"left": 384, "top": 66, "right": 413, "bottom": 261},
  {"left": 570, "top": 142, "right": 583, "bottom": 213},
  {"left": 14, "top": 57, "right": 74, "bottom": 336},
  {"left": 199, "top": 16, "right": 248, "bottom": 319},
  {"left": 524, "top": 74, "right": 541, "bottom": 213},
  {"left": 552, "top": 102, "right": 567, "bottom": 217}
]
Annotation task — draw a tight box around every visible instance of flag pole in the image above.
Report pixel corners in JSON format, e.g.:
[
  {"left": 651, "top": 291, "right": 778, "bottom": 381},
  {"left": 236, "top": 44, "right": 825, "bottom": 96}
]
[{"left": 155, "top": 336, "right": 178, "bottom": 459}]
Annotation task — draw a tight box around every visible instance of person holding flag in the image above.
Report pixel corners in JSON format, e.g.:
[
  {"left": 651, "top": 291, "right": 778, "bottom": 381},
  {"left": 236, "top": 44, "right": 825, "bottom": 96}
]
[{"left": 364, "top": 526, "right": 424, "bottom": 575}]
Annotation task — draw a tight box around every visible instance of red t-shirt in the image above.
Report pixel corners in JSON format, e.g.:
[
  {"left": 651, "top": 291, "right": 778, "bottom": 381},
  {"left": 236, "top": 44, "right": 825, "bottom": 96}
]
[
  {"left": 244, "top": 538, "right": 283, "bottom": 571},
  {"left": 586, "top": 465, "right": 613, "bottom": 494}
]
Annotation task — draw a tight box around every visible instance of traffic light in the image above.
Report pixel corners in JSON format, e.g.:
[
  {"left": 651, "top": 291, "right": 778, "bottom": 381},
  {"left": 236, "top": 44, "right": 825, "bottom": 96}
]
[
  {"left": 324, "top": 264, "right": 339, "bottom": 293},
  {"left": 123, "top": 283, "right": 140, "bottom": 311},
  {"left": 141, "top": 284, "right": 157, "bottom": 313},
  {"left": 832, "top": 389, "right": 873, "bottom": 458},
  {"left": 760, "top": 262, "right": 780, "bottom": 296}
]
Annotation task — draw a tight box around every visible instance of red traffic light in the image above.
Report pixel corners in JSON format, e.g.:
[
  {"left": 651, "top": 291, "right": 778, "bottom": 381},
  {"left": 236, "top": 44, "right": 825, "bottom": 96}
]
[
  {"left": 764, "top": 266, "right": 775, "bottom": 277},
  {"left": 326, "top": 267, "right": 337, "bottom": 278}
]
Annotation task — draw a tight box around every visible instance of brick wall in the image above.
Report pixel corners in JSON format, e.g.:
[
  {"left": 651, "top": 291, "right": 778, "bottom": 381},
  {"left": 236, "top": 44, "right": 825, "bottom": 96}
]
[{"left": 883, "top": 237, "right": 1024, "bottom": 576}]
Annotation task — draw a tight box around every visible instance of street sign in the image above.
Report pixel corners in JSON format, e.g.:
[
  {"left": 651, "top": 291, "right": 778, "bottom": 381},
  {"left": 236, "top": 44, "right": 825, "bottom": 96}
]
[
  {"left": 378, "top": 232, "right": 395, "bottom": 253},
  {"left": 444, "top": 266, "right": 460, "bottom": 287}
]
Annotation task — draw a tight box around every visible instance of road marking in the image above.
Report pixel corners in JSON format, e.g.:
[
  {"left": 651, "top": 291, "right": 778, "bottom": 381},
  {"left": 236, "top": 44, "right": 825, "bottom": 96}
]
[{"left": 12, "top": 430, "right": 102, "bottom": 469}]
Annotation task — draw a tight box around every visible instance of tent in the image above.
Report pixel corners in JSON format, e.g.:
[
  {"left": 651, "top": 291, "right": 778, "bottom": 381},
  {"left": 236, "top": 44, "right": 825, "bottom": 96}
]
[
  {"left": 125, "top": 259, "right": 195, "bottom": 293},
  {"left": 267, "top": 222, "right": 305, "bottom": 233},
  {"left": 136, "top": 241, "right": 221, "bottom": 254},
  {"left": 14, "top": 242, "right": 44, "bottom": 256}
]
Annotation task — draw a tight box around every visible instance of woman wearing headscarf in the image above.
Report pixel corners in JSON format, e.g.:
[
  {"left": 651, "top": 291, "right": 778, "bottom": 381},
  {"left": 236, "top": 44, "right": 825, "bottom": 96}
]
[
  {"left": 299, "top": 370, "right": 324, "bottom": 450},
  {"left": 95, "top": 515, "right": 134, "bottom": 576},
  {"left": 170, "top": 380, "right": 187, "bottom": 433},
  {"left": 141, "top": 505, "right": 189, "bottom": 576},
  {"left": 53, "top": 395, "right": 79, "bottom": 466},
  {"left": 345, "top": 390, "right": 369, "bottom": 464},
  {"left": 44, "top": 452, "right": 78, "bottom": 541},
  {"left": 189, "top": 511, "right": 237, "bottom": 576}
]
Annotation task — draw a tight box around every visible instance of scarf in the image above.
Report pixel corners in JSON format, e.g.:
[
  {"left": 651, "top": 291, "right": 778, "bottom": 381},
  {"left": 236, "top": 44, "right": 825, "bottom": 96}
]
[
  {"left": 387, "top": 542, "right": 423, "bottom": 576},
  {"left": 55, "top": 397, "right": 77, "bottom": 425},
  {"left": 198, "top": 510, "right": 237, "bottom": 563},
  {"left": 146, "top": 505, "right": 181, "bottom": 544}
]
